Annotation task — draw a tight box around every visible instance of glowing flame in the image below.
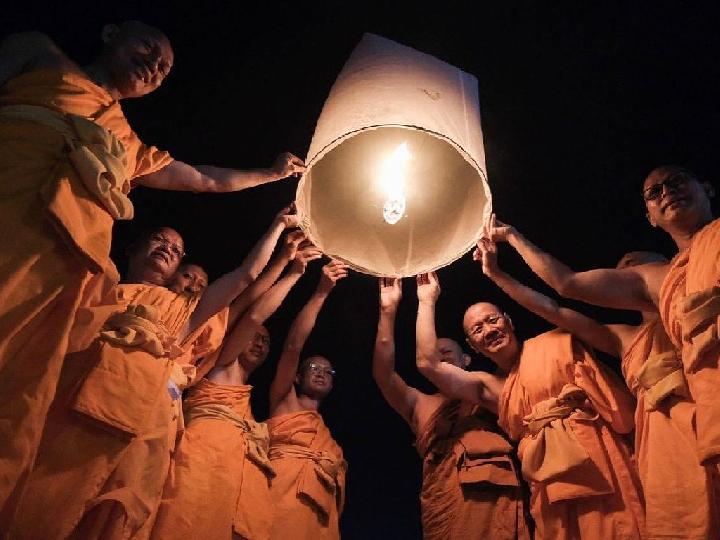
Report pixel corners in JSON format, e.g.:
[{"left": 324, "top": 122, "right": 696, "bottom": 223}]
[{"left": 378, "top": 142, "right": 412, "bottom": 225}]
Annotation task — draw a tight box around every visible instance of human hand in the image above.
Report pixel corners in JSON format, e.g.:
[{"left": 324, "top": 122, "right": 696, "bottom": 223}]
[
  {"left": 473, "top": 238, "right": 500, "bottom": 278},
  {"left": 280, "top": 230, "right": 306, "bottom": 261},
  {"left": 379, "top": 277, "right": 402, "bottom": 310},
  {"left": 416, "top": 272, "right": 440, "bottom": 304},
  {"left": 290, "top": 242, "right": 323, "bottom": 274},
  {"left": 318, "top": 260, "right": 349, "bottom": 292},
  {"left": 483, "top": 213, "right": 515, "bottom": 244},
  {"left": 274, "top": 202, "right": 300, "bottom": 229},
  {"left": 271, "top": 152, "right": 306, "bottom": 179}
]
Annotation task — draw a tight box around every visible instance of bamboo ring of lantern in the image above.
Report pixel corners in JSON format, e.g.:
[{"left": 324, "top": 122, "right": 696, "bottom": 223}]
[{"left": 297, "top": 34, "right": 491, "bottom": 277}]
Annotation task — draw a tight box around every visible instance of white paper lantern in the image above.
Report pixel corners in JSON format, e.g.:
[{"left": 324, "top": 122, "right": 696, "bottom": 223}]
[{"left": 297, "top": 33, "right": 491, "bottom": 277}]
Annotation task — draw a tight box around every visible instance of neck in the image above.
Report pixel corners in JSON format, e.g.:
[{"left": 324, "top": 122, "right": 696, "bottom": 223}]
[
  {"left": 297, "top": 392, "right": 322, "bottom": 412},
  {"left": 83, "top": 61, "right": 121, "bottom": 100},
  {"left": 488, "top": 341, "right": 520, "bottom": 375},
  {"left": 124, "top": 266, "right": 166, "bottom": 286},
  {"left": 207, "top": 361, "right": 251, "bottom": 386},
  {"left": 668, "top": 215, "right": 712, "bottom": 251}
]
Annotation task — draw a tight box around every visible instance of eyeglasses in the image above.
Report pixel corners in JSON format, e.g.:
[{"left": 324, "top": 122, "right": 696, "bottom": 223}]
[
  {"left": 308, "top": 363, "right": 336, "bottom": 378},
  {"left": 469, "top": 314, "right": 504, "bottom": 335},
  {"left": 643, "top": 173, "right": 691, "bottom": 202},
  {"left": 150, "top": 234, "right": 185, "bottom": 259}
]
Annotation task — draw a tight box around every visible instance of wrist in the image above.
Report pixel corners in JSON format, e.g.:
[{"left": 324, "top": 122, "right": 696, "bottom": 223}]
[
  {"left": 380, "top": 304, "right": 398, "bottom": 314},
  {"left": 507, "top": 228, "right": 522, "bottom": 247},
  {"left": 418, "top": 299, "right": 437, "bottom": 307}
]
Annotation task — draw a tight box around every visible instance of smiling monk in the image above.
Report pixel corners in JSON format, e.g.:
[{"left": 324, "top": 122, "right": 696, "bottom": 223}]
[{"left": 0, "top": 20, "right": 305, "bottom": 520}]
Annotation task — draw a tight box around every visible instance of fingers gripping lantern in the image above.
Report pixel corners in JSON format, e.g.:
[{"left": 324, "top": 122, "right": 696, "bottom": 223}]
[{"left": 296, "top": 34, "right": 492, "bottom": 277}]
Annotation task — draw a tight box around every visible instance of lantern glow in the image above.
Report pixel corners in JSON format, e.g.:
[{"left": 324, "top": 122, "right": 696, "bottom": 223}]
[{"left": 379, "top": 142, "right": 412, "bottom": 225}]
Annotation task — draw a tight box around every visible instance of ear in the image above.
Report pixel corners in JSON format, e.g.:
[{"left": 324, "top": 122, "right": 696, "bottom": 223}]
[
  {"left": 101, "top": 24, "right": 120, "bottom": 44},
  {"left": 702, "top": 181, "right": 715, "bottom": 199},
  {"left": 503, "top": 312, "right": 514, "bottom": 330},
  {"left": 462, "top": 354, "right": 471, "bottom": 368}
]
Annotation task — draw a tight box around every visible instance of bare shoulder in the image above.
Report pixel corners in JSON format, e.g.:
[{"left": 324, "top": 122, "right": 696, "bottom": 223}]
[{"left": 635, "top": 261, "right": 670, "bottom": 303}]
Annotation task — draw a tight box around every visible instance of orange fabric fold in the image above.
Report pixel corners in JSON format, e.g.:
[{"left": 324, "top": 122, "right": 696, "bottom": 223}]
[
  {"left": 415, "top": 399, "right": 530, "bottom": 540},
  {"left": 152, "top": 379, "right": 275, "bottom": 540},
  {"left": 267, "top": 411, "right": 346, "bottom": 540},
  {"left": 622, "top": 318, "right": 719, "bottom": 539},
  {"left": 0, "top": 68, "right": 172, "bottom": 523},
  {"left": 499, "top": 330, "right": 644, "bottom": 540},
  {"left": 11, "top": 284, "right": 197, "bottom": 540},
  {"left": 660, "top": 218, "right": 720, "bottom": 463}
]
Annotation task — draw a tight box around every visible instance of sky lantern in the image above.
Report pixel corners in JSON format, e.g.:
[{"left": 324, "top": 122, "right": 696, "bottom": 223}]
[{"left": 297, "top": 33, "right": 491, "bottom": 277}]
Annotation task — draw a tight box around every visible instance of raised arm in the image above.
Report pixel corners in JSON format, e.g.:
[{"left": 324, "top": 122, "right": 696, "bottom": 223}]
[
  {"left": 475, "top": 238, "right": 622, "bottom": 356},
  {"left": 215, "top": 245, "right": 322, "bottom": 368},
  {"left": 269, "top": 261, "right": 348, "bottom": 410},
  {"left": 134, "top": 152, "right": 305, "bottom": 193},
  {"left": 373, "top": 278, "right": 421, "bottom": 424},
  {"left": 486, "top": 214, "right": 658, "bottom": 312},
  {"left": 415, "top": 273, "right": 500, "bottom": 409},
  {"left": 183, "top": 205, "right": 298, "bottom": 336},
  {"left": 226, "top": 230, "right": 306, "bottom": 326}
]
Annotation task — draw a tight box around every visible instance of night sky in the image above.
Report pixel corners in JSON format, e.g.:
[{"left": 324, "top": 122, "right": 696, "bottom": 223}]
[{"left": 4, "top": 1, "right": 720, "bottom": 537}]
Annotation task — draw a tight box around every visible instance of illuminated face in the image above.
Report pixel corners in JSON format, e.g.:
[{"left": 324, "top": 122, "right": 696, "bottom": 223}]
[
  {"left": 101, "top": 22, "right": 174, "bottom": 99},
  {"left": 168, "top": 264, "right": 208, "bottom": 295},
  {"left": 436, "top": 338, "right": 469, "bottom": 369},
  {"left": 297, "top": 356, "right": 335, "bottom": 399},
  {"left": 128, "top": 227, "right": 184, "bottom": 283},
  {"left": 239, "top": 326, "right": 271, "bottom": 371},
  {"left": 643, "top": 167, "right": 712, "bottom": 232},
  {"left": 463, "top": 303, "right": 517, "bottom": 358}
]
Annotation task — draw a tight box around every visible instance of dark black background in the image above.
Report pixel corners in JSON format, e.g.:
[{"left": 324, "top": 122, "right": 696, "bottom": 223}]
[{"left": 4, "top": 1, "right": 719, "bottom": 537}]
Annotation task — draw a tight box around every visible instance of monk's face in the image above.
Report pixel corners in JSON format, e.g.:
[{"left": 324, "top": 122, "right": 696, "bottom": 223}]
[
  {"left": 238, "top": 326, "right": 270, "bottom": 371},
  {"left": 297, "top": 356, "right": 335, "bottom": 399},
  {"left": 437, "top": 338, "right": 470, "bottom": 369},
  {"left": 168, "top": 264, "right": 208, "bottom": 295},
  {"left": 100, "top": 22, "right": 174, "bottom": 98},
  {"left": 463, "top": 303, "right": 517, "bottom": 359},
  {"left": 128, "top": 227, "right": 184, "bottom": 282},
  {"left": 643, "top": 167, "right": 713, "bottom": 232}
]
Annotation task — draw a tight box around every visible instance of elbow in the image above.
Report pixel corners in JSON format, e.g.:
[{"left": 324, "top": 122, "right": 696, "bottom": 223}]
[{"left": 555, "top": 276, "right": 577, "bottom": 298}]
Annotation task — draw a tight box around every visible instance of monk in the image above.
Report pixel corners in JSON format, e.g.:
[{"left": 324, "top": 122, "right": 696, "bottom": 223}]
[
  {"left": 10, "top": 209, "right": 301, "bottom": 539},
  {"left": 482, "top": 216, "right": 720, "bottom": 538},
  {"left": 372, "top": 277, "right": 529, "bottom": 539},
  {"left": 267, "top": 261, "right": 349, "bottom": 540},
  {"left": 0, "top": 21, "right": 305, "bottom": 516},
  {"left": 152, "top": 245, "right": 322, "bottom": 539},
  {"left": 414, "top": 271, "right": 644, "bottom": 539}
]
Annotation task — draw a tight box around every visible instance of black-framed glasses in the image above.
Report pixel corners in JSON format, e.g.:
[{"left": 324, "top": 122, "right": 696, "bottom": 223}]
[
  {"left": 643, "top": 173, "right": 691, "bottom": 202},
  {"left": 150, "top": 234, "right": 185, "bottom": 259},
  {"left": 308, "top": 363, "right": 336, "bottom": 378}
]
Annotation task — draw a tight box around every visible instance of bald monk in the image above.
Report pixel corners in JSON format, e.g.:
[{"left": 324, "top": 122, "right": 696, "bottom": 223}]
[
  {"left": 482, "top": 216, "right": 720, "bottom": 538},
  {"left": 0, "top": 22, "right": 305, "bottom": 514},
  {"left": 11, "top": 210, "right": 301, "bottom": 539},
  {"left": 372, "top": 277, "right": 529, "bottom": 540},
  {"left": 414, "top": 271, "right": 644, "bottom": 539},
  {"left": 267, "top": 261, "right": 349, "bottom": 540},
  {"left": 152, "top": 245, "right": 322, "bottom": 539}
]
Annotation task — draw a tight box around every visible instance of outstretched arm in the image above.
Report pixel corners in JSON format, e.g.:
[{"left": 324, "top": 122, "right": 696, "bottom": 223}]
[
  {"left": 226, "top": 230, "right": 306, "bottom": 326},
  {"left": 183, "top": 206, "right": 298, "bottom": 337},
  {"left": 476, "top": 238, "right": 621, "bottom": 356},
  {"left": 373, "top": 278, "right": 421, "bottom": 424},
  {"left": 269, "top": 261, "right": 349, "bottom": 409},
  {"left": 486, "top": 214, "right": 658, "bottom": 312},
  {"left": 135, "top": 152, "right": 306, "bottom": 193},
  {"left": 215, "top": 245, "right": 322, "bottom": 368},
  {"left": 415, "top": 273, "right": 499, "bottom": 408}
]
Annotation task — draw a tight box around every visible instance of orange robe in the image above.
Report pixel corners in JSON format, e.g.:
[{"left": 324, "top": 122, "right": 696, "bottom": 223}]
[
  {"left": 152, "top": 379, "right": 274, "bottom": 539},
  {"left": 10, "top": 284, "right": 197, "bottom": 540},
  {"left": 622, "top": 318, "right": 718, "bottom": 539},
  {"left": 498, "top": 330, "right": 644, "bottom": 540},
  {"left": 0, "top": 68, "right": 172, "bottom": 517},
  {"left": 267, "top": 411, "right": 347, "bottom": 539},
  {"left": 415, "top": 399, "right": 530, "bottom": 540},
  {"left": 660, "top": 217, "right": 720, "bottom": 464}
]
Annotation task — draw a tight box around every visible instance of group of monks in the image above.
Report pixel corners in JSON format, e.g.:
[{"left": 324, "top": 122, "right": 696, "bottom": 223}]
[{"left": 0, "top": 18, "right": 719, "bottom": 540}]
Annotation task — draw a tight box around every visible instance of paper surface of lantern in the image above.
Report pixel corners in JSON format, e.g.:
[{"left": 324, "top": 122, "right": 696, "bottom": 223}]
[{"left": 297, "top": 33, "right": 491, "bottom": 277}]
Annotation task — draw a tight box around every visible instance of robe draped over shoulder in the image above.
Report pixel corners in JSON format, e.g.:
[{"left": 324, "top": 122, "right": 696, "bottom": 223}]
[{"left": 498, "top": 330, "right": 644, "bottom": 540}]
